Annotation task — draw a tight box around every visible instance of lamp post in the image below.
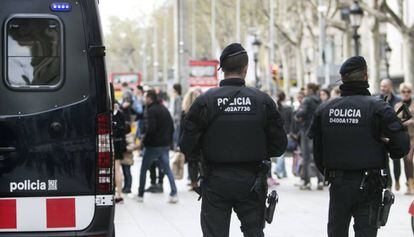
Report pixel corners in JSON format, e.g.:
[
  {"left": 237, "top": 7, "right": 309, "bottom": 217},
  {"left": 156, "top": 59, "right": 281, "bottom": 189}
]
[
  {"left": 384, "top": 41, "right": 392, "bottom": 79},
  {"left": 349, "top": 1, "right": 363, "bottom": 56},
  {"left": 252, "top": 36, "right": 262, "bottom": 88}
]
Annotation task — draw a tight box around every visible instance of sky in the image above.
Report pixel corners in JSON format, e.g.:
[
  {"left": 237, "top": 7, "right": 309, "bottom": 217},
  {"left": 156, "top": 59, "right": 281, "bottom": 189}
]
[{"left": 99, "top": 0, "right": 165, "bottom": 34}]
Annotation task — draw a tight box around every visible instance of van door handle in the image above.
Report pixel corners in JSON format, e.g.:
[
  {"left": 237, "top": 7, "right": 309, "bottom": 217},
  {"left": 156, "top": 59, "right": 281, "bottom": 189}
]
[{"left": 0, "top": 147, "right": 16, "bottom": 153}]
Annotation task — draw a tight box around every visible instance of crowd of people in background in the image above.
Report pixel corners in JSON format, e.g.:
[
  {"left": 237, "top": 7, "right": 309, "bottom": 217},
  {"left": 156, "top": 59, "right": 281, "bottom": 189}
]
[{"left": 111, "top": 78, "right": 414, "bottom": 204}]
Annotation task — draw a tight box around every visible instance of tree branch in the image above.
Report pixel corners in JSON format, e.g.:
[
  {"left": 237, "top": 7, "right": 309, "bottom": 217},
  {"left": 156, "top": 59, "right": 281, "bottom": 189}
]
[
  {"left": 326, "top": 19, "right": 347, "bottom": 31},
  {"left": 298, "top": 2, "right": 317, "bottom": 46},
  {"left": 309, "top": 0, "right": 318, "bottom": 12},
  {"left": 357, "top": 0, "right": 406, "bottom": 32},
  {"left": 382, "top": 0, "right": 408, "bottom": 32},
  {"left": 326, "top": 0, "right": 333, "bottom": 18},
  {"left": 260, "top": 2, "right": 298, "bottom": 46},
  {"left": 328, "top": 6, "right": 339, "bottom": 20}
]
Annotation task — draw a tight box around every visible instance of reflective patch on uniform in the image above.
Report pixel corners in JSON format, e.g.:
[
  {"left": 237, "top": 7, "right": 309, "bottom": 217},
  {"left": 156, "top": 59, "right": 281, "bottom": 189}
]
[
  {"left": 215, "top": 96, "right": 256, "bottom": 114},
  {"left": 327, "top": 108, "right": 363, "bottom": 125}
]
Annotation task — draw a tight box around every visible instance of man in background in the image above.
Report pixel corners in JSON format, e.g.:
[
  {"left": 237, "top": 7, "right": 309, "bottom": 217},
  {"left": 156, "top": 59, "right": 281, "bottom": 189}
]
[{"left": 379, "top": 78, "right": 402, "bottom": 191}]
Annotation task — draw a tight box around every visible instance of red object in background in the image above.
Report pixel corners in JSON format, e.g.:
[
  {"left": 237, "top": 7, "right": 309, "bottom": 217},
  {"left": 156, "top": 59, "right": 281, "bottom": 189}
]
[
  {"left": 110, "top": 72, "right": 142, "bottom": 91},
  {"left": 0, "top": 199, "right": 16, "bottom": 229},
  {"left": 409, "top": 201, "right": 414, "bottom": 216},
  {"left": 189, "top": 60, "right": 219, "bottom": 88},
  {"left": 46, "top": 198, "right": 76, "bottom": 228}
]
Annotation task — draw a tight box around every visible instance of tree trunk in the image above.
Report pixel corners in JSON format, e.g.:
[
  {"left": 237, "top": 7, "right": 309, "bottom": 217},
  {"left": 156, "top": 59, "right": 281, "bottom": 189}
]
[
  {"left": 295, "top": 45, "right": 304, "bottom": 89},
  {"left": 369, "top": 10, "right": 380, "bottom": 94},
  {"left": 403, "top": 33, "right": 414, "bottom": 85},
  {"left": 280, "top": 46, "right": 290, "bottom": 99},
  {"left": 343, "top": 29, "right": 352, "bottom": 60}
]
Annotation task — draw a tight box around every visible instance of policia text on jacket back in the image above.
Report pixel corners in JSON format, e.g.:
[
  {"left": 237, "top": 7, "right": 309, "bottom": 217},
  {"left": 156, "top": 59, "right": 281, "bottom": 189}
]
[
  {"left": 180, "top": 43, "right": 287, "bottom": 237},
  {"left": 310, "top": 56, "right": 410, "bottom": 237}
]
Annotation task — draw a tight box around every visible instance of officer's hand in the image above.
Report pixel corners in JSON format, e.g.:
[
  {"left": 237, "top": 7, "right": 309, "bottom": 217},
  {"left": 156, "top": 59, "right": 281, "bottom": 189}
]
[
  {"left": 403, "top": 119, "right": 414, "bottom": 126},
  {"left": 381, "top": 137, "right": 390, "bottom": 143}
]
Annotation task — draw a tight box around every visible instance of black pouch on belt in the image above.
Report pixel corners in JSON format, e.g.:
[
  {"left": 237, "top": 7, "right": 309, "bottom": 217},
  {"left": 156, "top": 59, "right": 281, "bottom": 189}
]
[{"left": 377, "top": 189, "right": 395, "bottom": 227}]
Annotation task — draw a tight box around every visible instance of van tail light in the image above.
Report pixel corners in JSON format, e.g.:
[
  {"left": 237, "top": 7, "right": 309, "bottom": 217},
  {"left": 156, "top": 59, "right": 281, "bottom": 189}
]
[{"left": 96, "top": 113, "right": 113, "bottom": 194}]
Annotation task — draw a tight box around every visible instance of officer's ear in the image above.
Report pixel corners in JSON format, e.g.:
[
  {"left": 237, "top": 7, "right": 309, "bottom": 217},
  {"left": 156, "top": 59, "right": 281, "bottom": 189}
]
[{"left": 242, "top": 65, "right": 248, "bottom": 77}]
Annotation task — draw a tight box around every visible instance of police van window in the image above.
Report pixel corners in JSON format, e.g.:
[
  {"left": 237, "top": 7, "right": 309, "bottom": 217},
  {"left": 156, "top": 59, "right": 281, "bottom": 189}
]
[{"left": 6, "top": 17, "right": 62, "bottom": 88}]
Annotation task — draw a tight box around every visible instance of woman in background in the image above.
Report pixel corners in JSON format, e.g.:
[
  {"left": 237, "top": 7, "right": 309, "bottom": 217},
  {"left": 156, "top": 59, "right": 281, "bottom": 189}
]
[
  {"left": 319, "top": 88, "right": 331, "bottom": 102},
  {"left": 274, "top": 91, "right": 293, "bottom": 179},
  {"left": 181, "top": 88, "right": 202, "bottom": 190},
  {"left": 113, "top": 102, "right": 128, "bottom": 203},
  {"left": 330, "top": 86, "right": 341, "bottom": 99},
  {"left": 395, "top": 83, "right": 414, "bottom": 195}
]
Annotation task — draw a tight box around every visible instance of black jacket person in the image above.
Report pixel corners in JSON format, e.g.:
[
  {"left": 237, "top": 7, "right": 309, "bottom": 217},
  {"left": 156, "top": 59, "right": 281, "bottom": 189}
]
[
  {"left": 295, "top": 83, "right": 323, "bottom": 190},
  {"left": 180, "top": 43, "right": 287, "bottom": 237},
  {"left": 309, "top": 56, "right": 409, "bottom": 237}
]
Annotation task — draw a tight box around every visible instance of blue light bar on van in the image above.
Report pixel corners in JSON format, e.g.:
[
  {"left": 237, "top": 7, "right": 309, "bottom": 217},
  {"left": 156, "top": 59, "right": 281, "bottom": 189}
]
[{"left": 50, "top": 2, "right": 72, "bottom": 12}]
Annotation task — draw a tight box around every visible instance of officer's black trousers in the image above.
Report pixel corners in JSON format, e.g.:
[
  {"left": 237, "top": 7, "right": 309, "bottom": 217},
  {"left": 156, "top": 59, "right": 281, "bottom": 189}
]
[
  {"left": 328, "top": 172, "right": 382, "bottom": 237},
  {"left": 201, "top": 167, "right": 266, "bottom": 237}
]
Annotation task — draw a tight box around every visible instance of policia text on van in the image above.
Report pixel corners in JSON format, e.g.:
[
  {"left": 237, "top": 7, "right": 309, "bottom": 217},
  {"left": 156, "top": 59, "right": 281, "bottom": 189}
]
[{"left": 0, "top": 1, "right": 115, "bottom": 236}]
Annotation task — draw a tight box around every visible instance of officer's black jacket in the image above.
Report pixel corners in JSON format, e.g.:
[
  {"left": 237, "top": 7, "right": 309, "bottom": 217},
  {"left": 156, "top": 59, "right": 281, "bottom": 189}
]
[
  {"left": 179, "top": 78, "right": 287, "bottom": 163},
  {"left": 310, "top": 91, "right": 410, "bottom": 173}
]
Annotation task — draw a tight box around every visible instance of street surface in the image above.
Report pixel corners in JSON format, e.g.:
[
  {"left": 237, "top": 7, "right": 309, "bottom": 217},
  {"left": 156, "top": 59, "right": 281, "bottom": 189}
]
[{"left": 115, "top": 155, "right": 413, "bottom": 237}]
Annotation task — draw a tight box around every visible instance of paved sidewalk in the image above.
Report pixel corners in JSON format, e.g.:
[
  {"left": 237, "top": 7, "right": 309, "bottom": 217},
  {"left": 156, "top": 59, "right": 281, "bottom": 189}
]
[{"left": 115, "top": 157, "right": 413, "bottom": 237}]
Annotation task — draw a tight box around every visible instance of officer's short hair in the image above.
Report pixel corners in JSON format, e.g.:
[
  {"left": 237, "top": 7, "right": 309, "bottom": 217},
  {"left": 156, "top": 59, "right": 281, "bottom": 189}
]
[
  {"left": 221, "top": 53, "right": 249, "bottom": 74},
  {"left": 342, "top": 69, "right": 367, "bottom": 82}
]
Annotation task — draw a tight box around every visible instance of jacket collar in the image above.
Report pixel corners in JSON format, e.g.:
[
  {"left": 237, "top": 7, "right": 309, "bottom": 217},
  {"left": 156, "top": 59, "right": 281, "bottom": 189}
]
[{"left": 219, "top": 78, "right": 245, "bottom": 87}]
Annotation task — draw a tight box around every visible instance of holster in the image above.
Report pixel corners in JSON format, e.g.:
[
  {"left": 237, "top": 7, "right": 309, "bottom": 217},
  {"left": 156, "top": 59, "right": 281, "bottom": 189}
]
[
  {"left": 249, "top": 161, "right": 279, "bottom": 224},
  {"left": 377, "top": 189, "right": 395, "bottom": 227},
  {"left": 265, "top": 190, "right": 279, "bottom": 224},
  {"left": 195, "top": 158, "right": 211, "bottom": 201},
  {"left": 194, "top": 183, "right": 202, "bottom": 200}
]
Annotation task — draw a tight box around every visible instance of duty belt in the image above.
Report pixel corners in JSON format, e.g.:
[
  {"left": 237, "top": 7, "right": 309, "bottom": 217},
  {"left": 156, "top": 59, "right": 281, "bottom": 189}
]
[
  {"left": 326, "top": 169, "right": 387, "bottom": 178},
  {"left": 325, "top": 169, "right": 388, "bottom": 189}
]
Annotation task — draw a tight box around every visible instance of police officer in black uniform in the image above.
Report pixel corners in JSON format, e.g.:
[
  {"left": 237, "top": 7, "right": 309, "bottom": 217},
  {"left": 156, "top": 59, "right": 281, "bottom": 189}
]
[
  {"left": 310, "top": 56, "right": 410, "bottom": 237},
  {"left": 180, "top": 43, "right": 287, "bottom": 237}
]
